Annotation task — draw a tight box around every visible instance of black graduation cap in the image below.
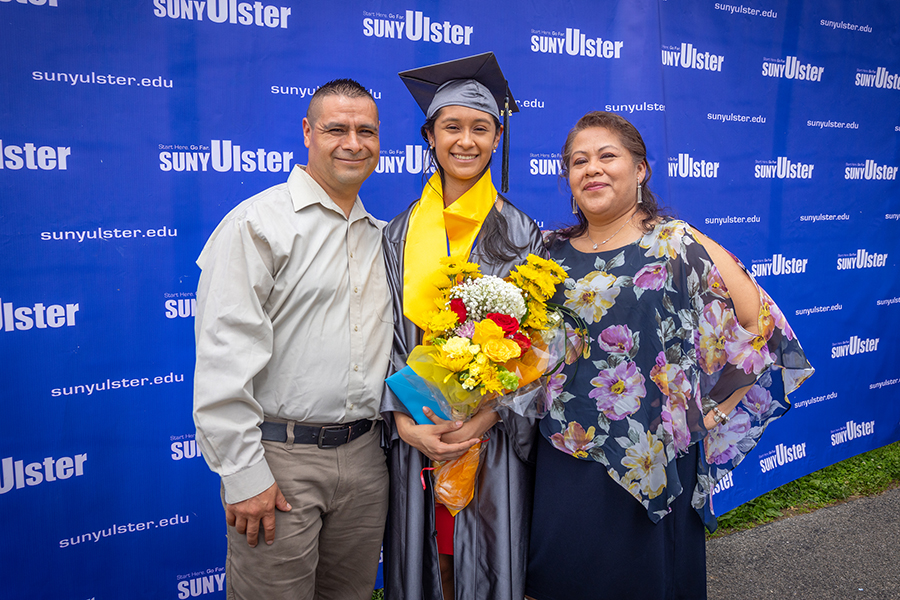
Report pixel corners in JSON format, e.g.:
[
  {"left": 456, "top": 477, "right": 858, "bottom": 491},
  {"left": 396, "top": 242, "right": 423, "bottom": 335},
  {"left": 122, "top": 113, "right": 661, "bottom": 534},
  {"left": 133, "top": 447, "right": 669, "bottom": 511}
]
[{"left": 399, "top": 52, "right": 518, "bottom": 193}]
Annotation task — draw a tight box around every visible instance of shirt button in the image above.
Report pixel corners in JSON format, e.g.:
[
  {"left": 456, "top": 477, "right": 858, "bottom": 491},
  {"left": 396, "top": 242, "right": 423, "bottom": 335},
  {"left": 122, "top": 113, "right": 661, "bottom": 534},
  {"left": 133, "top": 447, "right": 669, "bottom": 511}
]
[
  {"left": 354, "top": 287, "right": 359, "bottom": 293},
  {"left": 354, "top": 365, "right": 359, "bottom": 372},
  {"left": 349, "top": 403, "right": 355, "bottom": 410},
  {"left": 350, "top": 252, "right": 354, "bottom": 258},
  {"left": 354, "top": 325, "right": 359, "bottom": 332}
]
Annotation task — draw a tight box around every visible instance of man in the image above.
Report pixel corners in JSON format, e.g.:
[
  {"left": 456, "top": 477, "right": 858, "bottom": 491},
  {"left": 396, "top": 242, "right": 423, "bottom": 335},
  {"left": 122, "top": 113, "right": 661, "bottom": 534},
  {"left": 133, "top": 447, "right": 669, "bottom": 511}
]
[{"left": 193, "top": 79, "right": 391, "bottom": 600}]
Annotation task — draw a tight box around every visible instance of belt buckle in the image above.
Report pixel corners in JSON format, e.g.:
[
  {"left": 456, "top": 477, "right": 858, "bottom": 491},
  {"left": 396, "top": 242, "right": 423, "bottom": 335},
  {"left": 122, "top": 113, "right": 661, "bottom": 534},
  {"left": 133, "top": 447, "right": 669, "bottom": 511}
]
[{"left": 317, "top": 424, "right": 351, "bottom": 449}]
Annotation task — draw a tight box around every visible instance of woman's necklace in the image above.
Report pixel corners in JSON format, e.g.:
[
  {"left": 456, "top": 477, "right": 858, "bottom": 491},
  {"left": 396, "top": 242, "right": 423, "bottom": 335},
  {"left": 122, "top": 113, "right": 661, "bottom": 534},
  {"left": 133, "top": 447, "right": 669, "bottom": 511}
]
[{"left": 586, "top": 212, "right": 636, "bottom": 250}]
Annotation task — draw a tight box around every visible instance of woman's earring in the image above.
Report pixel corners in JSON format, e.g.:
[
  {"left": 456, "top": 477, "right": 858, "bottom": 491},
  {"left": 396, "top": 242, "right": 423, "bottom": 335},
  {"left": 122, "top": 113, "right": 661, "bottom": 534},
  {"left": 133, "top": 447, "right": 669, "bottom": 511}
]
[
  {"left": 637, "top": 185, "right": 643, "bottom": 205},
  {"left": 571, "top": 195, "right": 579, "bottom": 214}
]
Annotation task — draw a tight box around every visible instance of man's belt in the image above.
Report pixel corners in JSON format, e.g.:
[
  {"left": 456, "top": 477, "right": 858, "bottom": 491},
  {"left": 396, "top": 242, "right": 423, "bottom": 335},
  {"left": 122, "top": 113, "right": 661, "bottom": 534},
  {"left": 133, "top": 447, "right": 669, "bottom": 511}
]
[{"left": 259, "top": 419, "right": 373, "bottom": 449}]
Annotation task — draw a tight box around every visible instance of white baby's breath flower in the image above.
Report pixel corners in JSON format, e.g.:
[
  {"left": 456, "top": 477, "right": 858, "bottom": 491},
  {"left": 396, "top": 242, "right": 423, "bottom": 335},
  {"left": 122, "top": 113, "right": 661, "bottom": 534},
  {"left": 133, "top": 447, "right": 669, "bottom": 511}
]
[{"left": 449, "top": 276, "right": 527, "bottom": 322}]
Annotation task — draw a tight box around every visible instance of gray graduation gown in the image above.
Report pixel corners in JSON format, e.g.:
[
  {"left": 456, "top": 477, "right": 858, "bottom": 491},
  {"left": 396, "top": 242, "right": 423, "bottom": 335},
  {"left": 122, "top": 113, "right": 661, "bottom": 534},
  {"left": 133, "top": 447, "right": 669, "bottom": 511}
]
[{"left": 380, "top": 196, "right": 546, "bottom": 600}]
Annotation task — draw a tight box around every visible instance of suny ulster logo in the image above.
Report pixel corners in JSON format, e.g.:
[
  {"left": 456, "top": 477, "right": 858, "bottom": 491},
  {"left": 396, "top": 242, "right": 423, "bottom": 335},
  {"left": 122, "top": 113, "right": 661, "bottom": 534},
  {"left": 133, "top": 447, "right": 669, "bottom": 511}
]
[
  {"left": 667, "top": 153, "right": 720, "bottom": 178},
  {"left": 759, "top": 442, "right": 807, "bottom": 473},
  {"left": 171, "top": 435, "right": 203, "bottom": 460},
  {"left": 855, "top": 67, "right": 900, "bottom": 90},
  {"left": 531, "top": 27, "right": 624, "bottom": 59},
  {"left": 761, "top": 56, "right": 824, "bottom": 81},
  {"left": 661, "top": 43, "right": 724, "bottom": 71},
  {"left": 750, "top": 253, "right": 808, "bottom": 277},
  {"left": 153, "top": 0, "right": 292, "bottom": 28},
  {"left": 374, "top": 146, "right": 429, "bottom": 175},
  {"left": 166, "top": 297, "right": 196, "bottom": 319},
  {"left": 836, "top": 249, "right": 889, "bottom": 270},
  {"left": 830, "top": 419, "right": 875, "bottom": 446},
  {"left": 362, "top": 10, "right": 473, "bottom": 45},
  {"left": 177, "top": 569, "right": 226, "bottom": 599},
  {"left": 754, "top": 157, "right": 814, "bottom": 179},
  {"left": 831, "top": 335, "right": 880, "bottom": 358},
  {"left": 710, "top": 471, "right": 734, "bottom": 495},
  {"left": 0, "top": 452, "right": 87, "bottom": 495},
  {"left": 159, "top": 140, "right": 294, "bottom": 173},
  {"left": 1, "top": 0, "right": 60, "bottom": 6},
  {"left": 0, "top": 298, "right": 78, "bottom": 332},
  {"left": 0, "top": 140, "right": 70, "bottom": 171},
  {"left": 529, "top": 153, "right": 562, "bottom": 176},
  {"left": 844, "top": 160, "right": 898, "bottom": 181}
]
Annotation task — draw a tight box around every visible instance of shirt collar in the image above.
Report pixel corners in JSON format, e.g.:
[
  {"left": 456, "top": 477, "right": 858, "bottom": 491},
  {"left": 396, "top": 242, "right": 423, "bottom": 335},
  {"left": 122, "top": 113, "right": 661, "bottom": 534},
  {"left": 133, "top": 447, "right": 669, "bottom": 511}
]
[{"left": 287, "top": 165, "right": 381, "bottom": 227}]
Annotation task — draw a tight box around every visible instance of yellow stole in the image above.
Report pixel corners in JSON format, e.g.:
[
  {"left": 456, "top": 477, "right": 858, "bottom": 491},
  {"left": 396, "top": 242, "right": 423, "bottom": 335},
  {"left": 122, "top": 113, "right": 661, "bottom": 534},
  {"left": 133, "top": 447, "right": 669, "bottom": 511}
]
[{"left": 403, "top": 170, "right": 497, "bottom": 330}]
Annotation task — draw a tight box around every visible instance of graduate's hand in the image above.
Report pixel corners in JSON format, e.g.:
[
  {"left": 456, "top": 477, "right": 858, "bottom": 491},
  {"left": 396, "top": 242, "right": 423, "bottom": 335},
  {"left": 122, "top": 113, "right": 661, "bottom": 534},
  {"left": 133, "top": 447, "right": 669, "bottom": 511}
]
[
  {"left": 433, "top": 407, "right": 499, "bottom": 445},
  {"left": 394, "top": 411, "right": 480, "bottom": 462}
]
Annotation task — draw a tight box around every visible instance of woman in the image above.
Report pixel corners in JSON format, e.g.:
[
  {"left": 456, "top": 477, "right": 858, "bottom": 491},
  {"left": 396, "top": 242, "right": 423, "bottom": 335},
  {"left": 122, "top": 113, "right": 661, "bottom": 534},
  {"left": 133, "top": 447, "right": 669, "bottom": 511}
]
[
  {"left": 525, "top": 112, "right": 814, "bottom": 600},
  {"left": 381, "top": 53, "right": 545, "bottom": 600}
]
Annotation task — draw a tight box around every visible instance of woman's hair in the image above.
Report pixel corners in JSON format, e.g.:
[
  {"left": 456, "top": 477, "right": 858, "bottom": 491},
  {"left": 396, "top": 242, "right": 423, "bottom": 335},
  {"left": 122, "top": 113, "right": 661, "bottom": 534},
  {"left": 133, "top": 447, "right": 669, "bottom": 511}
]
[
  {"left": 419, "top": 107, "right": 527, "bottom": 264},
  {"left": 554, "top": 111, "right": 670, "bottom": 242}
]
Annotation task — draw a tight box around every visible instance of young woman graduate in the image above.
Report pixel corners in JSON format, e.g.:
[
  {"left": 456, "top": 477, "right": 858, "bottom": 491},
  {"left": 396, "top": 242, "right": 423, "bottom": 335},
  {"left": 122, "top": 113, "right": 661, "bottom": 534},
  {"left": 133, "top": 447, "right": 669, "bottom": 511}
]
[{"left": 380, "top": 53, "right": 545, "bottom": 600}]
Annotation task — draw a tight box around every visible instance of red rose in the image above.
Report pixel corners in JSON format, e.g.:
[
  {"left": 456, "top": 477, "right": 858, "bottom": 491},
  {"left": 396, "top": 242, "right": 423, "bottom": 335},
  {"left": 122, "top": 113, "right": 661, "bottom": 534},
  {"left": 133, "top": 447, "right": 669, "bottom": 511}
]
[
  {"left": 510, "top": 332, "right": 532, "bottom": 352},
  {"left": 449, "top": 298, "right": 467, "bottom": 323},
  {"left": 487, "top": 313, "right": 520, "bottom": 335}
]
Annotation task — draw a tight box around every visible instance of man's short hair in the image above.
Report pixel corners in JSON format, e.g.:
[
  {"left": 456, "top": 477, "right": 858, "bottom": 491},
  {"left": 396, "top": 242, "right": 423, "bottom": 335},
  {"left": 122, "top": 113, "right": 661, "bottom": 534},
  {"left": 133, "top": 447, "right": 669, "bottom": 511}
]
[{"left": 307, "top": 79, "right": 377, "bottom": 123}]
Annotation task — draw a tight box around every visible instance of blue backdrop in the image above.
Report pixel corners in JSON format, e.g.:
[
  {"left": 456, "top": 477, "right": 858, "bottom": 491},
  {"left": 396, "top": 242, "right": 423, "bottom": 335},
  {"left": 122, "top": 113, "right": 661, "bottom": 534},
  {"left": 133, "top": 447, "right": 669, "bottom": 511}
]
[{"left": 1, "top": 1, "right": 898, "bottom": 598}]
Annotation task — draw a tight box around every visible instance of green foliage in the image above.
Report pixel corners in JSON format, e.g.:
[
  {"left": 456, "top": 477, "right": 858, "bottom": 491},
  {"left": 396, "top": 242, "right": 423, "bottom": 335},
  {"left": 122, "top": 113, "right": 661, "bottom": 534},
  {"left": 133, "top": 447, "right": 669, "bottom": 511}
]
[
  {"left": 710, "top": 442, "right": 900, "bottom": 538},
  {"left": 372, "top": 589, "right": 384, "bottom": 600}
]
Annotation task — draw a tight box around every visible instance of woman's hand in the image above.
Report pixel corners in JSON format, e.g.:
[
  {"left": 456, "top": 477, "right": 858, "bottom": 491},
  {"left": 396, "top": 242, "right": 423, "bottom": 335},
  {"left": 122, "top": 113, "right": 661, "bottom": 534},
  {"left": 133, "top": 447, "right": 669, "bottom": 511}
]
[
  {"left": 702, "top": 410, "right": 722, "bottom": 432},
  {"left": 394, "top": 411, "right": 481, "bottom": 462},
  {"left": 703, "top": 384, "right": 753, "bottom": 432}
]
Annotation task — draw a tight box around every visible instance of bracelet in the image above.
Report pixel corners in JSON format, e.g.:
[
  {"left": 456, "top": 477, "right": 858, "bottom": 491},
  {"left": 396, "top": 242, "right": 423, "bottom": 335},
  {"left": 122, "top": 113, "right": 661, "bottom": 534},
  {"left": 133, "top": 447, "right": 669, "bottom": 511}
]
[{"left": 712, "top": 407, "right": 730, "bottom": 425}]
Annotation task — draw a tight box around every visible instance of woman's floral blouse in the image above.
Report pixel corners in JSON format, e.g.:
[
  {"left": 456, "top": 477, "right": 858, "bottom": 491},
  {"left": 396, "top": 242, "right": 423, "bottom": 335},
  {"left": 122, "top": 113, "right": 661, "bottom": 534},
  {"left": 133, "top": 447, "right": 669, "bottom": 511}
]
[{"left": 542, "top": 219, "right": 814, "bottom": 530}]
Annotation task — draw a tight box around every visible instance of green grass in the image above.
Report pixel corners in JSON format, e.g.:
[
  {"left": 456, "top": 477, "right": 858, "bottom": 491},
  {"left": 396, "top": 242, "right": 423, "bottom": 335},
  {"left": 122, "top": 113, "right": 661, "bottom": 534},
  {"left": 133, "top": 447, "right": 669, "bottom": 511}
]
[{"left": 709, "top": 441, "right": 900, "bottom": 538}]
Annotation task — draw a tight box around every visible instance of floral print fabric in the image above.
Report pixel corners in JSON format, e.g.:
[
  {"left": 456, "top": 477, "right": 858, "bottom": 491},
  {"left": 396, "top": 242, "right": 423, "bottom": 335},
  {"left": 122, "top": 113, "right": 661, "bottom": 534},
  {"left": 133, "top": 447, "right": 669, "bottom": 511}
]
[{"left": 541, "top": 219, "right": 813, "bottom": 530}]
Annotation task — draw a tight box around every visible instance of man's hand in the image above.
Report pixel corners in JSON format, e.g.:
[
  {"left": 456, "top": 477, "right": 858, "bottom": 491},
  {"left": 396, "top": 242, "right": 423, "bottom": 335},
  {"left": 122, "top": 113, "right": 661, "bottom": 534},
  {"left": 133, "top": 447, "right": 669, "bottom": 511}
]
[
  {"left": 394, "top": 411, "right": 480, "bottom": 462},
  {"left": 225, "top": 482, "right": 292, "bottom": 547}
]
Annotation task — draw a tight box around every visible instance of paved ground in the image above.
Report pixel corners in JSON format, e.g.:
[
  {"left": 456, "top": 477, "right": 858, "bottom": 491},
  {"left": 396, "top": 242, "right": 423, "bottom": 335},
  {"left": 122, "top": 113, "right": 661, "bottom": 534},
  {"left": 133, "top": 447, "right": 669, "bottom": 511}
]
[{"left": 707, "top": 487, "right": 900, "bottom": 599}]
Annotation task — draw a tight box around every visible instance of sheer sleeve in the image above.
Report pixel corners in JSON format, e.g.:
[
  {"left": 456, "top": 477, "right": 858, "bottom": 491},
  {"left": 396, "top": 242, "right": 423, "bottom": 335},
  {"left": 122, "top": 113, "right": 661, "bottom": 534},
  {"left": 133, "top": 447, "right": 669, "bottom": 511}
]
[{"left": 684, "top": 229, "right": 814, "bottom": 529}]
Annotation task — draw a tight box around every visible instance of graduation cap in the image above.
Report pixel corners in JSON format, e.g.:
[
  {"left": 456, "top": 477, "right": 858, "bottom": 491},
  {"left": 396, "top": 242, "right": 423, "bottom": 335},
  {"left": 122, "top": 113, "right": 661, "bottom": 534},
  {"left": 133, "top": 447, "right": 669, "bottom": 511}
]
[{"left": 399, "top": 52, "right": 518, "bottom": 193}]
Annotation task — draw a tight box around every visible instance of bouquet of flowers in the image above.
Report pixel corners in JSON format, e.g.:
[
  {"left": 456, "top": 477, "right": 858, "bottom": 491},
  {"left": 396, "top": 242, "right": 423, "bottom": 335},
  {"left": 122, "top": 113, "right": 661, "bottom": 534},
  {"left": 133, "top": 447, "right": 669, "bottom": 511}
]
[{"left": 393, "top": 254, "right": 570, "bottom": 514}]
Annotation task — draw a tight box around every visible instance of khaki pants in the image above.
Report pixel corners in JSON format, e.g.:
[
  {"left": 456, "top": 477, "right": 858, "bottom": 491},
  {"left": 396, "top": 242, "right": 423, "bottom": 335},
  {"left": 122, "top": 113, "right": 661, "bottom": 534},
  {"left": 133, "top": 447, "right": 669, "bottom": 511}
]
[{"left": 225, "top": 422, "right": 388, "bottom": 600}]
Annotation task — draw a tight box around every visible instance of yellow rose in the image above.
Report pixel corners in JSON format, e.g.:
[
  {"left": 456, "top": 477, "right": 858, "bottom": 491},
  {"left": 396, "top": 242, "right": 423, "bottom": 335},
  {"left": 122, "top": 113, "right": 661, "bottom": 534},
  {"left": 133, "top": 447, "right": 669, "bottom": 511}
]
[
  {"left": 472, "top": 319, "right": 505, "bottom": 345},
  {"left": 481, "top": 337, "right": 522, "bottom": 363}
]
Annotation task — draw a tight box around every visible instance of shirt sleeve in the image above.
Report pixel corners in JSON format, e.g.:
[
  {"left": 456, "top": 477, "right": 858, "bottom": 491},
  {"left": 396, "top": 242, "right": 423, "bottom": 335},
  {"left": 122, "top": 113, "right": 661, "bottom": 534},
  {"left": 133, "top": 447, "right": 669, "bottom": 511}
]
[
  {"left": 193, "top": 211, "right": 278, "bottom": 505},
  {"left": 379, "top": 228, "right": 417, "bottom": 451}
]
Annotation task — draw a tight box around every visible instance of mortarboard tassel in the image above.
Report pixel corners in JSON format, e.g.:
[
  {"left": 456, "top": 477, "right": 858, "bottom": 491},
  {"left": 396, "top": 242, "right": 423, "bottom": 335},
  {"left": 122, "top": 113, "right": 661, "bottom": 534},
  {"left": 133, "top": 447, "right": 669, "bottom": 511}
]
[{"left": 501, "top": 92, "right": 510, "bottom": 194}]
